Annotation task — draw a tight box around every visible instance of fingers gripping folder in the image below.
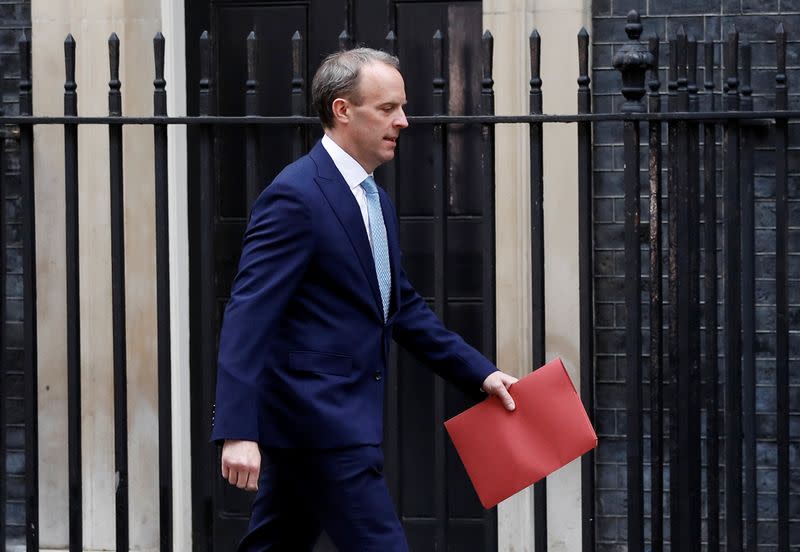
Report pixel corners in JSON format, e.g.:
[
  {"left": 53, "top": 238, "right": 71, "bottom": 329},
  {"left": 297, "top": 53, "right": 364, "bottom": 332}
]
[{"left": 444, "top": 358, "right": 597, "bottom": 509}]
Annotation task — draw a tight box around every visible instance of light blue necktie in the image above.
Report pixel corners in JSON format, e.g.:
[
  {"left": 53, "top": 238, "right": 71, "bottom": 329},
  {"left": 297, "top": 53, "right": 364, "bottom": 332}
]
[{"left": 361, "top": 176, "right": 391, "bottom": 320}]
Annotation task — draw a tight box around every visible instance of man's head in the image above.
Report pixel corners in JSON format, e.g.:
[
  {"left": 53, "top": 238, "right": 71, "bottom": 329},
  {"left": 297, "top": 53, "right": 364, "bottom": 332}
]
[{"left": 312, "top": 47, "right": 408, "bottom": 173}]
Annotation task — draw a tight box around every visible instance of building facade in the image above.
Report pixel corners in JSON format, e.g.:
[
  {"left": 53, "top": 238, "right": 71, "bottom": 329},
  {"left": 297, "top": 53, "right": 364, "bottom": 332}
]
[{"left": 2, "top": 0, "right": 798, "bottom": 550}]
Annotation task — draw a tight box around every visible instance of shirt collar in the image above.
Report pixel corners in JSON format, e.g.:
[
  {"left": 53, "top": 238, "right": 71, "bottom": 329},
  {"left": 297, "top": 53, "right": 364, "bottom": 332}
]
[{"left": 321, "top": 134, "right": 371, "bottom": 191}]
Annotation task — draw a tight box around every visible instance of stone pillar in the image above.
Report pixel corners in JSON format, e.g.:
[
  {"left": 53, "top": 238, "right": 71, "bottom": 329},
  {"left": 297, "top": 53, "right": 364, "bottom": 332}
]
[
  {"left": 483, "top": 0, "right": 591, "bottom": 550},
  {"left": 32, "top": 0, "right": 189, "bottom": 549}
]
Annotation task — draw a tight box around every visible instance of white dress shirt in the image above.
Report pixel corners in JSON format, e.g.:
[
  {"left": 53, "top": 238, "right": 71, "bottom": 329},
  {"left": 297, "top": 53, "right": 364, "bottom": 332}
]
[{"left": 321, "top": 134, "right": 375, "bottom": 248}]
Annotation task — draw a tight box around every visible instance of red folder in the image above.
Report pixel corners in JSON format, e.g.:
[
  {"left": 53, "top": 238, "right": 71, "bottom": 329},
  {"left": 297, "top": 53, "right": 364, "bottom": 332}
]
[{"left": 444, "top": 358, "right": 597, "bottom": 509}]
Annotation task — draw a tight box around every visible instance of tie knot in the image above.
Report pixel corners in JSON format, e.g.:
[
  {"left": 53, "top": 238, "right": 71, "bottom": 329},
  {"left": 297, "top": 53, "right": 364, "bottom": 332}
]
[{"left": 361, "top": 176, "right": 379, "bottom": 195}]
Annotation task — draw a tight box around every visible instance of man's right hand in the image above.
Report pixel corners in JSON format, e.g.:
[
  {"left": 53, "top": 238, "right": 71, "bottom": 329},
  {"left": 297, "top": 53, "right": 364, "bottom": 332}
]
[{"left": 221, "top": 439, "right": 261, "bottom": 492}]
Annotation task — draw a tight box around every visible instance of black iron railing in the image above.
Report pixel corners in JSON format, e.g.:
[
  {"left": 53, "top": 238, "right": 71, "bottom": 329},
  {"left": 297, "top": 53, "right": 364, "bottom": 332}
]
[{"left": 0, "top": 9, "right": 797, "bottom": 552}]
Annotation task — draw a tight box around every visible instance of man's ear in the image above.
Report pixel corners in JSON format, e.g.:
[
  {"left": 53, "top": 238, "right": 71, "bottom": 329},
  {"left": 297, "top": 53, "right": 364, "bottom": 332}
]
[{"left": 331, "top": 98, "right": 349, "bottom": 125}]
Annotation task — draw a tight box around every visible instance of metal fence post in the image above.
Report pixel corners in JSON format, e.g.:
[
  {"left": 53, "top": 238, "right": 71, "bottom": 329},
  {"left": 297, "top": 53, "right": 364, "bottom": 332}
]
[
  {"left": 245, "top": 31, "right": 260, "bottom": 212},
  {"left": 63, "top": 32, "right": 83, "bottom": 552},
  {"left": 773, "top": 21, "right": 790, "bottom": 552},
  {"left": 19, "top": 31, "right": 39, "bottom": 552},
  {"left": 153, "top": 31, "right": 173, "bottom": 552},
  {"left": 479, "top": 29, "right": 498, "bottom": 552},
  {"left": 108, "top": 31, "right": 130, "bottom": 552},
  {"left": 702, "top": 37, "right": 721, "bottom": 552},
  {"left": 646, "top": 32, "right": 663, "bottom": 552},
  {"left": 431, "top": 28, "right": 448, "bottom": 552},
  {"left": 575, "top": 27, "right": 595, "bottom": 552},
  {"left": 723, "top": 27, "right": 743, "bottom": 552},
  {"left": 577, "top": 26, "right": 595, "bottom": 552},
  {"left": 529, "top": 28, "right": 548, "bottom": 552},
  {"left": 612, "top": 11, "right": 652, "bottom": 552}
]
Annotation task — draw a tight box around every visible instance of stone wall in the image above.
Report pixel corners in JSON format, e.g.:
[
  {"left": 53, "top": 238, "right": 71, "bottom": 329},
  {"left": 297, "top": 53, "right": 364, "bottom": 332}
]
[{"left": 2, "top": 1, "right": 31, "bottom": 547}]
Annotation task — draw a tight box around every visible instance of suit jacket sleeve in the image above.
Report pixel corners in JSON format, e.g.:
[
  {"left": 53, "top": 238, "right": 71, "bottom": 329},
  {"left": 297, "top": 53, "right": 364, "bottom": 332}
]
[
  {"left": 391, "top": 264, "right": 497, "bottom": 393},
  {"left": 210, "top": 180, "right": 313, "bottom": 443}
]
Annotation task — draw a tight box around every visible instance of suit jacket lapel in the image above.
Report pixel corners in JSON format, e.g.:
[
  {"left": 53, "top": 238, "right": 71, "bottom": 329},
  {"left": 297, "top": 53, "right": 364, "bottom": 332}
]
[{"left": 310, "top": 142, "right": 384, "bottom": 321}]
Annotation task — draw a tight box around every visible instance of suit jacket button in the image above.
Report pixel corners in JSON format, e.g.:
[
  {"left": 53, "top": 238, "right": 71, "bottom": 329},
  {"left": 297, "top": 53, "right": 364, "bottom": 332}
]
[{"left": 374, "top": 371, "right": 382, "bottom": 381}]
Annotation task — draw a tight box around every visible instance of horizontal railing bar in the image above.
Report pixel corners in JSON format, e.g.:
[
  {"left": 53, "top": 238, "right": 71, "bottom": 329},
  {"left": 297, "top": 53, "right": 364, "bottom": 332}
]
[{"left": 2, "top": 110, "right": 800, "bottom": 125}]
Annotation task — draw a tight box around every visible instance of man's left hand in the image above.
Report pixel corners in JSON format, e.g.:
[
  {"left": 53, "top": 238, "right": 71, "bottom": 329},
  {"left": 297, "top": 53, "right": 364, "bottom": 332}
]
[{"left": 482, "top": 371, "right": 518, "bottom": 411}]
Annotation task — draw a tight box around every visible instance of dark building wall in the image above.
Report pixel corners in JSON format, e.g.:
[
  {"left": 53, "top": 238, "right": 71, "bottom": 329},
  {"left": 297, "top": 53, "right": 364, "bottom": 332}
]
[
  {"left": 592, "top": 1, "right": 800, "bottom": 551},
  {"left": 1, "top": 0, "right": 30, "bottom": 547}
]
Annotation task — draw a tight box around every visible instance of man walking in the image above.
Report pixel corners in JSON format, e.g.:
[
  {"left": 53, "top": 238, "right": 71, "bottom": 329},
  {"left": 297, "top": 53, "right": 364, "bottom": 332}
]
[{"left": 211, "top": 47, "right": 517, "bottom": 551}]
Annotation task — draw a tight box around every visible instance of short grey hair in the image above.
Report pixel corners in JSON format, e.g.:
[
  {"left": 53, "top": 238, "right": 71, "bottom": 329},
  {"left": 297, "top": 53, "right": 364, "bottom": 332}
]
[{"left": 312, "top": 47, "right": 400, "bottom": 129}]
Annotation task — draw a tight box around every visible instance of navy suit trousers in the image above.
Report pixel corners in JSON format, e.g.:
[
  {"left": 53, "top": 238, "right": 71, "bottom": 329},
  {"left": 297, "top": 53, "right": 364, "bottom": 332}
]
[{"left": 237, "top": 446, "right": 409, "bottom": 552}]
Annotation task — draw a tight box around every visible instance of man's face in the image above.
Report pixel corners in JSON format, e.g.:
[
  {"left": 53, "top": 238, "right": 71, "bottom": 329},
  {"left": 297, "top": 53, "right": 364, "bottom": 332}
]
[{"left": 332, "top": 62, "right": 408, "bottom": 173}]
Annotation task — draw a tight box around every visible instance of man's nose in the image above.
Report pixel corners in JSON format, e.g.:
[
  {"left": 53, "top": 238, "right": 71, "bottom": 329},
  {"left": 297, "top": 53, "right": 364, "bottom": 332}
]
[{"left": 395, "top": 109, "right": 409, "bottom": 128}]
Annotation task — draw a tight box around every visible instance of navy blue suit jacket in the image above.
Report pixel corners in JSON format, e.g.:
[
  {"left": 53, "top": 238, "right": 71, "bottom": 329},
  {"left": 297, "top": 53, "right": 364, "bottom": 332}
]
[{"left": 211, "top": 141, "right": 496, "bottom": 448}]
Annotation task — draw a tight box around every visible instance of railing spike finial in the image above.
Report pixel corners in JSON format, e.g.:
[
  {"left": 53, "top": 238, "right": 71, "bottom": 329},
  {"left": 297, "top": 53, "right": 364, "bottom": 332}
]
[
  {"left": 648, "top": 34, "right": 660, "bottom": 94},
  {"left": 725, "top": 25, "right": 739, "bottom": 97},
  {"left": 291, "top": 30, "right": 305, "bottom": 117},
  {"left": 246, "top": 31, "right": 258, "bottom": 98},
  {"left": 339, "top": 29, "right": 351, "bottom": 51},
  {"left": 625, "top": 10, "right": 643, "bottom": 41},
  {"left": 432, "top": 30, "right": 444, "bottom": 99},
  {"left": 244, "top": 30, "right": 258, "bottom": 121},
  {"left": 578, "top": 28, "right": 590, "bottom": 89},
  {"left": 741, "top": 40, "right": 752, "bottom": 107},
  {"left": 109, "top": 32, "right": 120, "bottom": 78},
  {"left": 199, "top": 31, "right": 212, "bottom": 117},
  {"left": 530, "top": 29, "right": 542, "bottom": 115},
  {"left": 482, "top": 30, "right": 494, "bottom": 85},
  {"left": 687, "top": 34, "right": 698, "bottom": 100},
  {"left": 613, "top": 11, "right": 653, "bottom": 113},
  {"left": 704, "top": 39, "right": 715, "bottom": 94},
  {"left": 154, "top": 32, "right": 166, "bottom": 90},
  {"left": 291, "top": 30, "right": 303, "bottom": 85},
  {"left": 776, "top": 22, "right": 787, "bottom": 110},
  {"left": 65, "top": 34, "right": 77, "bottom": 95},
  {"left": 19, "top": 31, "right": 31, "bottom": 115},
  {"left": 530, "top": 29, "right": 542, "bottom": 93},
  {"left": 385, "top": 29, "right": 397, "bottom": 57},
  {"left": 153, "top": 32, "right": 166, "bottom": 117},
  {"left": 108, "top": 33, "right": 121, "bottom": 116}
]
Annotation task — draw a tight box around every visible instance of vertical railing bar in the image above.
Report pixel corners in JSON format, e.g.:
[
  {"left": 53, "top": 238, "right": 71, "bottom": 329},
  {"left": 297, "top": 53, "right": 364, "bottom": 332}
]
[
  {"left": 686, "top": 34, "right": 702, "bottom": 548},
  {"left": 702, "top": 38, "right": 720, "bottom": 552},
  {"left": 480, "top": 29, "right": 498, "bottom": 552},
  {"left": 108, "top": 31, "right": 130, "bottom": 552},
  {"left": 64, "top": 32, "right": 83, "bottom": 552},
  {"left": 386, "top": 0, "right": 396, "bottom": 36},
  {"left": 339, "top": 29, "right": 352, "bottom": 52},
  {"left": 198, "top": 31, "right": 216, "bottom": 546},
  {"left": 245, "top": 31, "right": 260, "bottom": 212},
  {"left": 153, "top": 31, "right": 173, "bottom": 552},
  {"left": 577, "top": 26, "right": 595, "bottom": 552},
  {"left": 381, "top": 27, "right": 400, "bottom": 506},
  {"left": 646, "top": 32, "right": 663, "bottom": 552},
  {"left": 19, "top": 31, "right": 39, "bottom": 552},
  {"left": 612, "top": 12, "right": 650, "bottom": 552},
  {"left": 380, "top": 30, "right": 397, "bottom": 202},
  {"left": 431, "top": 28, "right": 447, "bottom": 552},
  {"left": 291, "top": 31, "right": 306, "bottom": 162},
  {"left": 723, "top": 26, "right": 743, "bottom": 552},
  {"left": 738, "top": 39, "right": 757, "bottom": 552},
  {"left": 345, "top": 0, "right": 355, "bottom": 45},
  {"left": 529, "top": 28, "right": 547, "bottom": 552},
  {"left": 0, "top": 78, "right": 6, "bottom": 552},
  {"left": 773, "top": 21, "right": 789, "bottom": 552},
  {"left": 530, "top": 28, "right": 544, "bottom": 396},
  {"left": 674, "top": 27, "right": 694, "bottom": 549},
  {"left": 666, "top": 35, "right": 679, "bottom": 550},
  {"left": 623, "top": 82, "right": 644, "bottom": 552}
]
